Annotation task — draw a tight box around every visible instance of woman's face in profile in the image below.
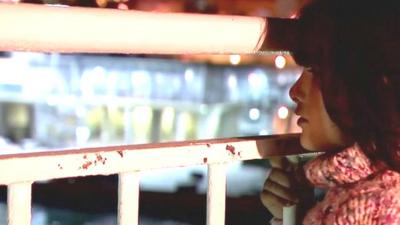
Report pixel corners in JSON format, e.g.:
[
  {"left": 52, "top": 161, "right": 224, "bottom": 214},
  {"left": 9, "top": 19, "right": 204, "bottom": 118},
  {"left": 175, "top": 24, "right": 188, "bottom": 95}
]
[{"left": 289, "top": 68, "right": 348, "bottom": 151}]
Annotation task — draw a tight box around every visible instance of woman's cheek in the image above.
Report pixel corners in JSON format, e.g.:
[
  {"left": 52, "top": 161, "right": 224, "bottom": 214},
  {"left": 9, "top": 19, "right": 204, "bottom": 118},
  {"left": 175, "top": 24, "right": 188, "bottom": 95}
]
[{"left": 299, "top": 126, "right": 320, "bottom": 151}]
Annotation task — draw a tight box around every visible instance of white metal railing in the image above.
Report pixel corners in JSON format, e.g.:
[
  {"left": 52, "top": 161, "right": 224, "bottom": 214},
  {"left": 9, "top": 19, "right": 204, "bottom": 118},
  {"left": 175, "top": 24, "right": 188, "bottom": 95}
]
[
  {"left": 0, "top": 3, "right": 303, "bottom": 225},
  {"left": 0, "top": 134, "right": 307, "bottom": 225},
  {"left": 0, "top": 3, "right": 268, "bottom": 54}
]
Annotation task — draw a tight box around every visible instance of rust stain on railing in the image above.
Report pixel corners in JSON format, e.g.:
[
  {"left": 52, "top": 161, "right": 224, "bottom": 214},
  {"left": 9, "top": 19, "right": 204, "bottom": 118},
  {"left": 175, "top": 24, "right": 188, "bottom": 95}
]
[{"left": 0, "top": 134, "right": 309, "bottom": 185}]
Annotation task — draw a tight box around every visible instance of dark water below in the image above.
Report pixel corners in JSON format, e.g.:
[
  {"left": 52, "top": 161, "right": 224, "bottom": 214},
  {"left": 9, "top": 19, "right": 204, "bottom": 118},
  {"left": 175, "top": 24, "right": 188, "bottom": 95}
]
[{"left": 0, "top": 203, "right": 191, "bottom": 225}]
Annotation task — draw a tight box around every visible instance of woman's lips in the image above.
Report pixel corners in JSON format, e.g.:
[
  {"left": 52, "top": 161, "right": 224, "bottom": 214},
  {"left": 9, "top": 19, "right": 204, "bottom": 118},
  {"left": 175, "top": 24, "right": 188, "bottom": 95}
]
[{"left": 297, "top": 117, "right": 308, "bottom": 126}]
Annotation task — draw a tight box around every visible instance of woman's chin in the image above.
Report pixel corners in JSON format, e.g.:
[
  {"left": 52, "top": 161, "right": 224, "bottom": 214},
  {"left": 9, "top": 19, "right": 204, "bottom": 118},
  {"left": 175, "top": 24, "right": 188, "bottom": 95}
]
[
  {"left": 299, "top": 135, "right": 323, "bottom": 152},
  {"left": 299, "top": 135, "right": 341, "bottom": 152}
]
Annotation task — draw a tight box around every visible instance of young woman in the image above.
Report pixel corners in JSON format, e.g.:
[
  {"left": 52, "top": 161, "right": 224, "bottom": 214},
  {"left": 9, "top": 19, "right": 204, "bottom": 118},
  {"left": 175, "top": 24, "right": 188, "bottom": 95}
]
[{"left": 260, "top": 0, "right": 400, "bottom": 224}]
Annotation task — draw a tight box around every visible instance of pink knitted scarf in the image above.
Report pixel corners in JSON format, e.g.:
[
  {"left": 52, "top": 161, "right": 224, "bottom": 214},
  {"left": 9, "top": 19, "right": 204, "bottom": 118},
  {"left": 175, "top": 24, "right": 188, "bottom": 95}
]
[{"left": 302, "top": 144, "right": 400, "bottom": 225}]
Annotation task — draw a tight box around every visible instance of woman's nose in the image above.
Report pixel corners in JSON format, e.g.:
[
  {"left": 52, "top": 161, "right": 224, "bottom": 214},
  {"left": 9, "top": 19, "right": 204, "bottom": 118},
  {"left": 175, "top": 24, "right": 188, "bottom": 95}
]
[{"left": 289, "top": 73, "right": 305, "bottom": 103}]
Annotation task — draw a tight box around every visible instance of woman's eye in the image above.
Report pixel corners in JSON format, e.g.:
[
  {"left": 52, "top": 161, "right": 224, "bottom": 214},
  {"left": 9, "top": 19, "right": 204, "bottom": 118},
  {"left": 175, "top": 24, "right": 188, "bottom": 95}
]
[
  {"left": 304, "top": 67, "right": 314, "bottom": 74},
  {"left": 304, "top": 66, "right": 319, "bottom": 75}
]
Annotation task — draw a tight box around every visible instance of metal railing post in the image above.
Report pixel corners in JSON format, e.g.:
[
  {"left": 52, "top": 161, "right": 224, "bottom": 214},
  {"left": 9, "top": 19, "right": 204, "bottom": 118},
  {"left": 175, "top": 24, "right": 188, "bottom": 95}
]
[
  {"left": 207, "top": 163, "right": 228, "bottom": 225},
  {"left": 8, "top": 182, "right": 33, "bottom": 225},
  {"left": 118, "top": 171, "right": 140, "bottom": 225},
  {"left": 0, "top": 135, "right": 306, "bottom": 225}
]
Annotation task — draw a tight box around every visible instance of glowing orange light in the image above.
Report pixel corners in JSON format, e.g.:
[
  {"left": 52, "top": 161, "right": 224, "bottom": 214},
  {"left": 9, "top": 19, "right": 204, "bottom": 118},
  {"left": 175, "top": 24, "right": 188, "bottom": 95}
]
[
  {"left": 117, "top": 3, "right": 129, "bottom": 10},
  {"left": 289, "top": 13, "right": 298, "bottom": 19},
  {"left": 229, "top": 55, "right": 241, "bottom": 65}
]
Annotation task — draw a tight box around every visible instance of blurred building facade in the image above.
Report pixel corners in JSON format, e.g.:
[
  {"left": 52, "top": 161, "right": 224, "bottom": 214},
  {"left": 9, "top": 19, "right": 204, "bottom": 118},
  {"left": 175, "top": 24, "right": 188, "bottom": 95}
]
[{"left": 0, "top": 52, "right": 301, "bottom": 152}]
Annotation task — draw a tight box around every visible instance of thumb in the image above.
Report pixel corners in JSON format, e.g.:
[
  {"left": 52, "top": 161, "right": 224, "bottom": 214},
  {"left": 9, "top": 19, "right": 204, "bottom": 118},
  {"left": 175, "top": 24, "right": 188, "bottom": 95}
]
[{"left": 269, "top": 156, "right": 295, "bottom": 172}]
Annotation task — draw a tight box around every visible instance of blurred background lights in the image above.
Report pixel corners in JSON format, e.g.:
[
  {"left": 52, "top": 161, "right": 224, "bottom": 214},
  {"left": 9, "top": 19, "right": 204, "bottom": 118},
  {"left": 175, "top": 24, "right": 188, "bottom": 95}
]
[
  {"left": 184, "top": 68, "right": 194, "bottom": 82},
  {"left": 131, "top": 70, "right": 150, "bottom": 86},
  {"left": 93, "top": 66, "right": 106, "bottom": 79},
  {"left": 249, "top": 108, "right": 260, "bottom": 121},
  {"left": 275, "top": 55, "right": 286, "bottom": 69},
  {"left": 248, "top": 72, "right": 261, "bottom": 88},
  {"left": 132, "top": 106, "right": 153, "bottom": 143},
  {"left": 277, "top": 106, "right": 289, "bottom": 119},
  {"left": 107, "top": 72, "right": 118, "bottom": 92},
  {"left": 75, "top": 126, "right": 90, "bottom": 145},
  {"left": 81, "top": 67, "right": 107, "bottom": 96},
  {"left": 259, "top": 129, "right": 268, "bottom": 135},
  {"left": 162, "top": 107, "right": 175, "bottom": 122},
  {"left": 227, "top": 74, "right": 237, "bottom": 89},
  {"left": 199, "top": 104, "right": 207, "bottom": 114},
  {"left": 117, "top": 3, "right": 129, "bottom": 10},
  {"left": 229, "top": 55, "right": 241, "bottom": 65},
  {"left": 290, "top": 12, "right": 298, "bottom": 19},
  {"left": 248, "top": 70, "right": 267, "bottom": 89},
  {"left": 161, "top": 107, "right": 175, "bottom": 134}
]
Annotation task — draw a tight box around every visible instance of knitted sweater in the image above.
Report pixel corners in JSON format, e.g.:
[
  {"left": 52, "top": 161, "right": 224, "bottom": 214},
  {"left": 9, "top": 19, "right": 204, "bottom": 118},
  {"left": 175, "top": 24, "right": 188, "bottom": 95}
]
[{"left": 302, "top": 144, "right": 400, "bottom": 225}]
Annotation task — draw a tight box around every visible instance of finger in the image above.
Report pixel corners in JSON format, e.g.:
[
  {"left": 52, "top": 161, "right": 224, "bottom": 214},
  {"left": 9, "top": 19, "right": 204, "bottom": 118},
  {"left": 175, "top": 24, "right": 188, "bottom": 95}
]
[
  {"left": 263, "top": 179, "right": 299, "bottom": 203},
  {"left": 268, "top": 169, "right": 291, "bottom": 188},
  {"left": 260, "top": 190, "right": 292, "bottom": 219},
  {"left": 269, "top": 156, "right": 293, "bottom": 171},
  {"left": 268, "top": 156, "right": 284, "bottom": 169}
]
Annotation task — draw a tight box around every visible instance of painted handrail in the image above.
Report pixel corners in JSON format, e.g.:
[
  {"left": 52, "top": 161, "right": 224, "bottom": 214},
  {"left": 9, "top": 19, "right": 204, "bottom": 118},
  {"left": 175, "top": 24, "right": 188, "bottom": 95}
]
[
  {"left": 0, "top": 3, "right": 269, "bottom": 54},
  {"left": 0, "top": 134, "right": 305, "bottom": 185},
  {"left": 0, "top": 4, "right": 304, "bottom": 224},
  {"left": 1, "top": 134, "right": 307, "bottom": 225}
]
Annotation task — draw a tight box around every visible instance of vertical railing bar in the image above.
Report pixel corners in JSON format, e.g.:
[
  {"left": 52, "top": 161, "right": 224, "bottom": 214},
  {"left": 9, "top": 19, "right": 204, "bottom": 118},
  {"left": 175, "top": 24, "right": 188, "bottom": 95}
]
[
  {"left": 8, "top": 182, "right": 33, "bottom": 225},
  {"left": 206, "top": 163, "right": 227, "bottom": 225},
  {"left": 118, "top": 171, "right": 140, "bottom": 225},
  {"left": 283, "top": 205, "right": 297, "bottom": 225}
]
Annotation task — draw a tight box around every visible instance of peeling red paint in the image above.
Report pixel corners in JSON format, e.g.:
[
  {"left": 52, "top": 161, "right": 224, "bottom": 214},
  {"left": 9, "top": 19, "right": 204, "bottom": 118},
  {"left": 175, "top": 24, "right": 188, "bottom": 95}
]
[
  {"left": 96, "top": 154, "right": 103, "bottom": 161},
  {"left": 226, "top": 145, "right": 235, "bottom": 155},
  {"left": 82, "top": 161, "right": 92, "bottom": 169},
  {"left": 203, "top": 157, "right": 208, "bottom": 163},
  {"left": 94, "top": 153, "right": 107, "bottom": 165},
  {"left": 117, "top": 150, "right": 124, "bottom": 157}
]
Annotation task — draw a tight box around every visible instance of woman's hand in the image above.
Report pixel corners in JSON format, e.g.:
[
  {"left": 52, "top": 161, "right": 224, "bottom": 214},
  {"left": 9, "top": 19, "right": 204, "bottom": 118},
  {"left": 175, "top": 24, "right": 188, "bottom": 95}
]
[
  {"left": 260, "top": 156, "right": 299, "bottom": 219},
  {"left": 260, "top": 156, "right": 314, "bottom": 220}
]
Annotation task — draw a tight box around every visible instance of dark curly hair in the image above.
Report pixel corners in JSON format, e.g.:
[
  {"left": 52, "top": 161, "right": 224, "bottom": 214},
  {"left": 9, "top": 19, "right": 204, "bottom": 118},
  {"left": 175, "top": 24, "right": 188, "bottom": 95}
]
[{"left": 291, "top": 0, "right": 400, "bottom": 170}]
